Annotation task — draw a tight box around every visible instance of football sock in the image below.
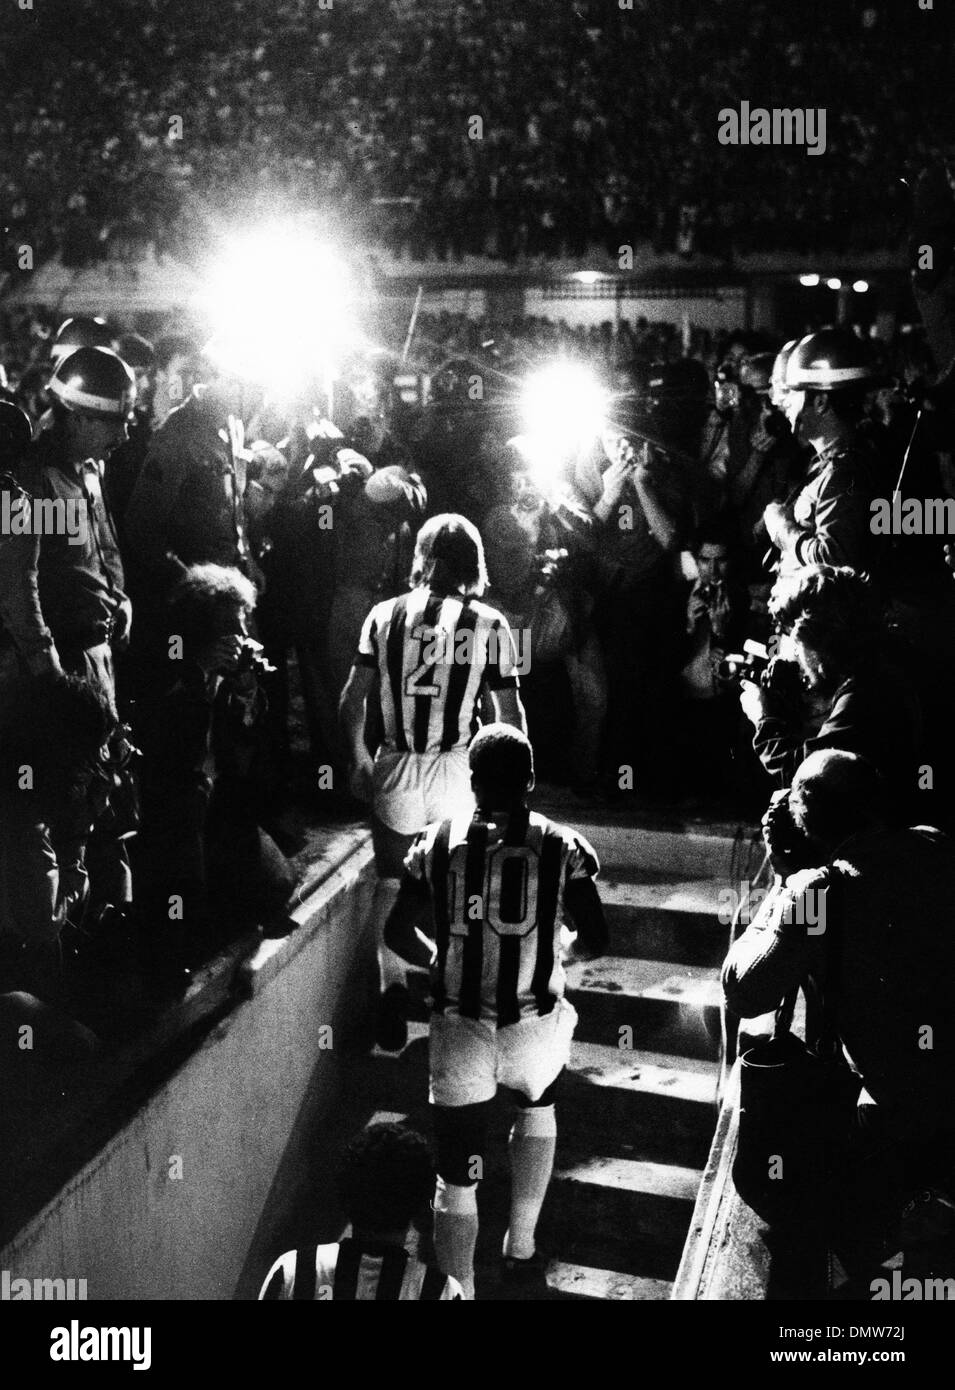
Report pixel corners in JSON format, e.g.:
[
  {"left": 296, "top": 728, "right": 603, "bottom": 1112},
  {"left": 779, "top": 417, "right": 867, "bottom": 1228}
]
[
  {"left": 433, "top": 1178, "right": 479, "bottom": 1300},
  {"left": 503, "top": 1104, "right": 557, "bottom": 1261}
]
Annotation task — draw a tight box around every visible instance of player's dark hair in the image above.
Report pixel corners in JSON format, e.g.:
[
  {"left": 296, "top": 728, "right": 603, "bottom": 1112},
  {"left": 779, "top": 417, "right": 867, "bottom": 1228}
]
[
  {"left": 337, "top": 1123, "right": 435, "bottom": 1232},
  {"left": 469, "top": 722, "right": 534, "bottom": 801},
  {"left": 411, "top": 513, "right": 488, "bottom": 597}
]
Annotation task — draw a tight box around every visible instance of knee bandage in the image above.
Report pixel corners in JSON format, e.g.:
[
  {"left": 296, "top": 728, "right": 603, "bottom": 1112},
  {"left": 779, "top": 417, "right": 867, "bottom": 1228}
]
[{"left": 511, "top": 1104, "right": 556, "bottom": 1140}]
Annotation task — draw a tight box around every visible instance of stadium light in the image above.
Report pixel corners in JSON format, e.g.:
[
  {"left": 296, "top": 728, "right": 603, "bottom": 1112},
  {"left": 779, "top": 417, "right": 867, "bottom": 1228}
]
[
  {"left": 826, "top": 277, "right": 842, "bottom": 290},
  {"left": 852, "top": 279, "right": 869, "bottom": 293},
  {"left": 573, "top": 270, "right": 603, "bottom": 285},
  {"left": 519, "top": 363, "right": 607, "bottom": 457},
  {"left": 799, "top": 273, "right": 820, "bottom": 287},
  {"left": 197, "top": 221, "right": 356, "bottom": 399}
]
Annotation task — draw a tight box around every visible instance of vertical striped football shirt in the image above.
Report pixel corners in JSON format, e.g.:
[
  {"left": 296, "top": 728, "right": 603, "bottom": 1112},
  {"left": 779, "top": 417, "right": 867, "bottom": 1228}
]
[
  {"left": 355, "top": 587, "right": 520, "bottom": 753},
  {"left": 258, "top": 1240, "right": 463, "bottom": 1300},
  {"left": 404, "top": 809, "right": 600, "bottom": 1026}
]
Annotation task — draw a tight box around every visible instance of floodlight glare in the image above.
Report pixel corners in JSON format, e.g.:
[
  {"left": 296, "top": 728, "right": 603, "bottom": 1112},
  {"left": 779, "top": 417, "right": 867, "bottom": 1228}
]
[
  {"left": 826, "top": 277, "right": 842, "bottom": 290},
  {"left": 852, "top": 279, "right": 869, "bottom": 293},
  {"left": 799, "top": 273, "right": 820, "bottom": 287},
  {"left": 198, "top": 222, "right": 355, "bottom": 398},
  {"left": 520, "top": 364, "right": 607, "bottom": 453}
]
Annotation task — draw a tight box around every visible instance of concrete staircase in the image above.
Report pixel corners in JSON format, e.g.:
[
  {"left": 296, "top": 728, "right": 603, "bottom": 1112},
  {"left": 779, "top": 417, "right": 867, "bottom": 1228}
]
[
  {"left": 529, "top": 818, "right": 737, "bottom": 1300},
  {"left": 281, "top": 807, "right": 760, "bottom": 1301}
]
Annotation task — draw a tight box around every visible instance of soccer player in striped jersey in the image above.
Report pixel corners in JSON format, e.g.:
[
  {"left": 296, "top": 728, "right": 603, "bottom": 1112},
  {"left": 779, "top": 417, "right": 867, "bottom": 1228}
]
[
  {"left": 258, "top": 1122, "right": 463, "bottom": 1301},
  {"left": 384, "top": 723, "right": 608, "bottom": 1297},
  {"left": 340, "top": 514, "right": 527, "bottom": 1050}
]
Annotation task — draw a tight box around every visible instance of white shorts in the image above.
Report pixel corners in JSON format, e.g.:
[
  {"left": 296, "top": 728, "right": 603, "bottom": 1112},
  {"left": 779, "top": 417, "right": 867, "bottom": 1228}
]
[
  {"left": 429, "top": 998, "right": 578, "bottom": 1107},
  {"left": 373, "top": 746, "right": 474, "bottom": 837}
]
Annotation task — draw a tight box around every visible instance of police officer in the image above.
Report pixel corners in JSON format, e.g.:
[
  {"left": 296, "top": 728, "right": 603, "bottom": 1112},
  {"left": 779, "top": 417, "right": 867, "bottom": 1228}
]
[
  {"left": 49, "top": 315, "right": 114, "bottom": 370},
  {"left": 0, "top": 346, "right": 134, "bottom": 708},
  {"left": 763, "top": 328, "right": 881, "bottom": 578},
  {"left": 0, "top": 347, "right": 136, "bottom": 918}
]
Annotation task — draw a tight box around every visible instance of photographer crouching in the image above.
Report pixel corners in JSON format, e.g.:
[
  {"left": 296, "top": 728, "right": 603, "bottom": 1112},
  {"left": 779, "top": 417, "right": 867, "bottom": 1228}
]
[
  {"left": 133, "top": 564, "right": 295, "bottom": 989},
  {"left": 723, "top": 750, "right": 955, "bottom": 1295},
  {"left": 739, "top": 565, "right": 924, "bottom": 819}
]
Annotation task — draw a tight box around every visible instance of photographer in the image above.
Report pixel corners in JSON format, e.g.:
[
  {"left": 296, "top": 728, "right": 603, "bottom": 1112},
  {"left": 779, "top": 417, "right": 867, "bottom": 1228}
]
[
  {"left": 483, "top": 441, "right": 605, "bottom": 788},
  {"left": 723, "top": 353, "right": 805, "bottom": 584},
  {"left": 134, "top": 564, "right": 294, "bottom": 978},
  {"left": 679, "top": 530, "right": 751, "bottom": 799},
  {"left": 739, "top": 565, "right": 922, "bottom": 816},
  {"left": 723, "top": 749, "right": 955, "bottom": 1288},
  {"left": 580, "top": 417, "right": 691, "bottom": 794}
]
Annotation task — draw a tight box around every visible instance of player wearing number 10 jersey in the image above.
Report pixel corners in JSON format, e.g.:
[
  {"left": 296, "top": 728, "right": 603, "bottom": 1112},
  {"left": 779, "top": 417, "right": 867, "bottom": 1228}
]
[
  {"left": 340, "top": 514, "right": 527, "bottom": 1051},
  {"left": 385, "top": 724, "right": 608, "bottom": 1298}
]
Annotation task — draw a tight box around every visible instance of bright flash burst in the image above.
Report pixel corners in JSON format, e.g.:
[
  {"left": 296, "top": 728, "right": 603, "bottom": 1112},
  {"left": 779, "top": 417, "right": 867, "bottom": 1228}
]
[
  {"left": 520, "top": 363, "right": 607, "bottom": 453},
  {"left": 198, "top": 222, "right": 355, "bottom": 398}
]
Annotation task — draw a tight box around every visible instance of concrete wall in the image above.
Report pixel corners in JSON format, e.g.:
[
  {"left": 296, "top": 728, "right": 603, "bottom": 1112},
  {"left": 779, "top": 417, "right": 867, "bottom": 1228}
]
[{"left": 0, "top": 843, "right": 377, "bottom": 1301}]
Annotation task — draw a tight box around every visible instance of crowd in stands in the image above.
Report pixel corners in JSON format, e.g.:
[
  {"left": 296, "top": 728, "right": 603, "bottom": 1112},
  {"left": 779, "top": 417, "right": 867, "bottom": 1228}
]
[{"left": 2, "top": 0, "right": 947, "bottom": 270}]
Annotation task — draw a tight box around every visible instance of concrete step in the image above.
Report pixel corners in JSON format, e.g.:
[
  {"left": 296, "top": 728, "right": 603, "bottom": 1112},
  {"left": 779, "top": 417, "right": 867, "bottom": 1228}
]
[
  {"left": 566, "top": 957, "right": 722, "bottom": 1059},
  {"left": 545, "top": 1261, "right": 672, "bottom": 1301},
  {"left": 542, "top": 1152, "right": 703, "bottom": 1275},
  {"left": 570, "top": 823, "right": 755, "bottom": 879},
  {"left": 599, "top": 875, "right": 728, "bottom": 964},
  {"left": 561, "top": 1041, "right": 717, "bottom": 1167}
]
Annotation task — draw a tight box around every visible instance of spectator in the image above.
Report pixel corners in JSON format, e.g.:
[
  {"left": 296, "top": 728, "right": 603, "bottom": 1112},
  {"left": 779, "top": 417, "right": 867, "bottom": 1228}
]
[
  {"left": 740, "top": 566, "right": 923, "bottom": 817},
  {"left": 134, "top": 563, "right": 294, "bottom": 980},
  {"left": 723, "top": 749, "right": 955, "bottom": 1290}
]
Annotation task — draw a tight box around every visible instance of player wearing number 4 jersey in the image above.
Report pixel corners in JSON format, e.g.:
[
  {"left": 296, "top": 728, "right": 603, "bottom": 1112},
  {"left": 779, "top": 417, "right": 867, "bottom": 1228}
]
[
  {"left": 340, "top": 514, "right": 526, "bottom": 1051},
  {"left": 385, "top": 724, "right": 608, "bottom": 1298}
]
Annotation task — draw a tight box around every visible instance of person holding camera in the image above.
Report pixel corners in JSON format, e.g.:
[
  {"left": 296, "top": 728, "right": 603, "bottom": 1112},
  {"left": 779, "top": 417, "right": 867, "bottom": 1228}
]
[
  {"left": 483, "top": 440, "right": 605, "bottom": 789},
  {"left": 580, "top": 422, "right": 690, "bottom": 795},
  {"left": 739, "top": 565, "right": 923, "bottom": 816},
  {"left": 134, "top": 563, "right": 294, "bottom": 981},
  {"left": 723, "top": 749, "right": 955, "bottom": 1290},
  {"left": 679, "top": 530, "right": 752, "bottom": 799}
]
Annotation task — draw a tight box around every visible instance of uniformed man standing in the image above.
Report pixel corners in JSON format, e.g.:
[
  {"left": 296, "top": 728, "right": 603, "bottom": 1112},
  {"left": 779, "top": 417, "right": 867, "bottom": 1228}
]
[
  {"left": 763, "top": 328, "right": 882, "bottom": 578},
  {"left": 0, "top": 346, "right": 135, "bottom": 711},
  {"left": 0, "top": 346, "right": 136, "bottom": 916}
]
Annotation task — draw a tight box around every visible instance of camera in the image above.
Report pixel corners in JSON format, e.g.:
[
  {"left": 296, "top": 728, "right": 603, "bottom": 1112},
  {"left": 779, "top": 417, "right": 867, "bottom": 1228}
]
[
  {"left": 717, "top": 638, "right": 769, "bottom": 686},
  {"left": 235, "top": 637, "right": 276, "bottom": 678}
]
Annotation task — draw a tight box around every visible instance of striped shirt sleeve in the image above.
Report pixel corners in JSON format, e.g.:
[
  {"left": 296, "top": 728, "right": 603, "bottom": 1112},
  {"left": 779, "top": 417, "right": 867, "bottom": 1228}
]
[
  {"left": 483, "top": 616, "right": 520, "bottom": 690},
  {"left": 258, "top": 1251, "right": 295, "bottom": 1300},
  {"left": 355, "top": 604, "right": 380, "bottom": 669}
]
